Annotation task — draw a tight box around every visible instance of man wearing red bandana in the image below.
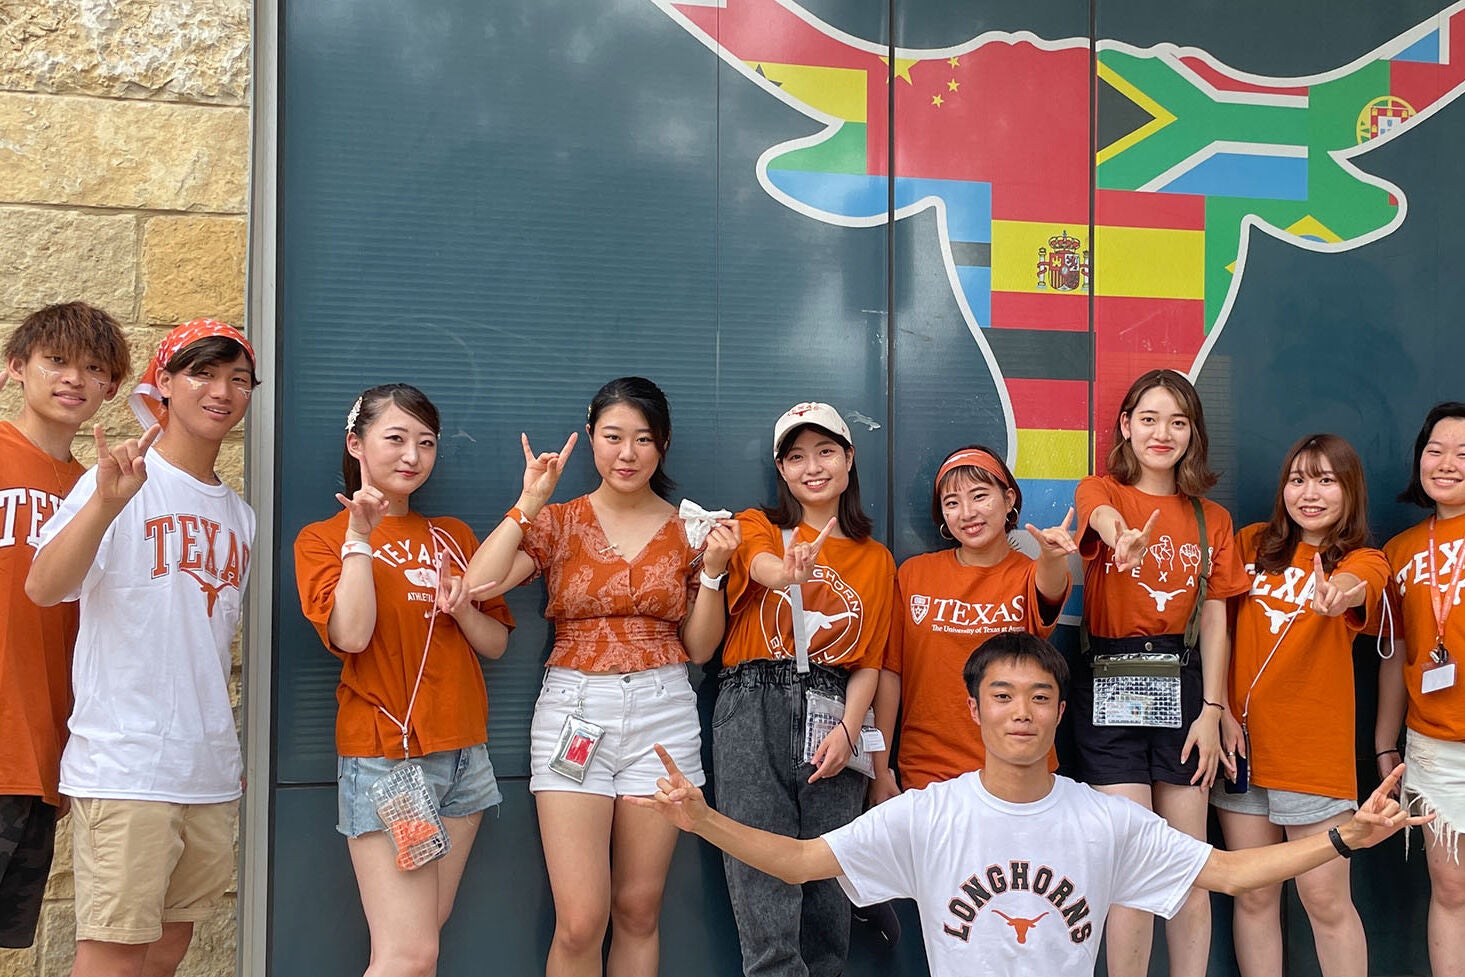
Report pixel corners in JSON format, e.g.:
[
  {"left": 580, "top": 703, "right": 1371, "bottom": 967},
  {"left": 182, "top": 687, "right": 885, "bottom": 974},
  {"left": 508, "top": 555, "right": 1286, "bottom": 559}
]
[{"left": 26, "top": 319, "right": 259, "bottom": 977}]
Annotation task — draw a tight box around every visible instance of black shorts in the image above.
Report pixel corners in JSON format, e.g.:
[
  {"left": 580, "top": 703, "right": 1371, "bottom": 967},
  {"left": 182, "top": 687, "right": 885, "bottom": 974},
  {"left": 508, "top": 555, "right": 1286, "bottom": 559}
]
[
  {"left": 0, "top": 794, "right": 58, "bottom": 948},
  {"left": 1070, "top": 651, "right": 1203, "bottom": 787}
]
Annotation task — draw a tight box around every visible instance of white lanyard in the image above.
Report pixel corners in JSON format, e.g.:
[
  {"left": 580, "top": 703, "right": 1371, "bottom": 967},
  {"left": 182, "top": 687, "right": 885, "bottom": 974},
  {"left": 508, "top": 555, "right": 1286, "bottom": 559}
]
[
  {"left": 375, "top": 523, "right": 470, "bottom": 757},
  {"left": 782, "top": 528, "right": 812, "bottom": 674}
]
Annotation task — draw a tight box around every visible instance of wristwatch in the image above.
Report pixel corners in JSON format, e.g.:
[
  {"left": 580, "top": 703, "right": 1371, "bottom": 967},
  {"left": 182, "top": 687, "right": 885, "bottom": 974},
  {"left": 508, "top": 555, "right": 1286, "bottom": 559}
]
[{"left": 699, "top": 568, "right": 728, "bottom": 591}]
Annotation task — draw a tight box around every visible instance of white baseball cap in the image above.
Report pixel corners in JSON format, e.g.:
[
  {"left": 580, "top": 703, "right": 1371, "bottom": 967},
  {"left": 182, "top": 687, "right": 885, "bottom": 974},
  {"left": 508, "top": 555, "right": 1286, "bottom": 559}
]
[{"left": 773, "top": 402, "right": 853, "bottom": 458}]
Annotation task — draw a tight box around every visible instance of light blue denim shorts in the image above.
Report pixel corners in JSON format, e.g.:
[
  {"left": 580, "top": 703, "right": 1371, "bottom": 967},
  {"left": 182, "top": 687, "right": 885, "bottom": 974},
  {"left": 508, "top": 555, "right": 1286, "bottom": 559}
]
[{"left": 336, "top": 743, "right": 501, "bottom": 838}]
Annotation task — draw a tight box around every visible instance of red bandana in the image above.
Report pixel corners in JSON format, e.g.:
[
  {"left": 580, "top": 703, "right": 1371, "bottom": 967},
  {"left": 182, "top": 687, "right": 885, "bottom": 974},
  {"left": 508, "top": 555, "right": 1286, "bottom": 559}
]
[{"left": 128, "top": 319, "right": 255, "bottom": 428}]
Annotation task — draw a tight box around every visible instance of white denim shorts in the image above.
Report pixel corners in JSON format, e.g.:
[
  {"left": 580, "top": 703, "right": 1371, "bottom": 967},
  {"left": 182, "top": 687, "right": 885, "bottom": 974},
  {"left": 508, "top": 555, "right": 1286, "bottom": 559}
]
[
  {"left": 1405, "top": 727, "right": 1465, "bottom": 861},
  {"left": 529, "top": 663, "right": 705, "bottom": 797}
]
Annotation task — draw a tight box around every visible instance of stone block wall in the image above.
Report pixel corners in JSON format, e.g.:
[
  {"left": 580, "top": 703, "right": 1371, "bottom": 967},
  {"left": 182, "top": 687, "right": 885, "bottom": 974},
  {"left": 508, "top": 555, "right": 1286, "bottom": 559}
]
[{"left": 0, "top": 1, "right": 251, "bottom": 974}]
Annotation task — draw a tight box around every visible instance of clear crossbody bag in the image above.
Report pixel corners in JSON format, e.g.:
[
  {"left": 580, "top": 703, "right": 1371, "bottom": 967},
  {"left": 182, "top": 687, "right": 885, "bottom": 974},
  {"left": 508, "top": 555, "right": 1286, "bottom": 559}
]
[{"left": 1084, "top": 497, "right": 1208, "bottom": 729}]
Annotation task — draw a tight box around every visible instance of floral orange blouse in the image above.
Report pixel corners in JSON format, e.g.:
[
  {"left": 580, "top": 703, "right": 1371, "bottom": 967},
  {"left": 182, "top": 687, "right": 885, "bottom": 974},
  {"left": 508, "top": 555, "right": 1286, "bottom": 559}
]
[{"left": 520, "top": 495, "right": 700, "bottom": 673}]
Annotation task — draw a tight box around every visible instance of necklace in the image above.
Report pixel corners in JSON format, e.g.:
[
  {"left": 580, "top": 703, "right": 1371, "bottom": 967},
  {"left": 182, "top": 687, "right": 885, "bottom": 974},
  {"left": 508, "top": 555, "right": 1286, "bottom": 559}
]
[
  {"left": 45, "top": 453, "right": 72, "bottom": 497},
  {"left": 11, "top": 422, "right": 74, "bottom": 496}
]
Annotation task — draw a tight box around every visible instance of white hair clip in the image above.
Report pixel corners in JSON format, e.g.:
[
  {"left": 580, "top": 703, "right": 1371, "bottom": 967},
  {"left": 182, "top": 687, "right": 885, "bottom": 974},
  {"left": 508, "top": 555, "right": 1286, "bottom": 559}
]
[{"left": 345, "top": 396, "right": 363, "bottom": 433}]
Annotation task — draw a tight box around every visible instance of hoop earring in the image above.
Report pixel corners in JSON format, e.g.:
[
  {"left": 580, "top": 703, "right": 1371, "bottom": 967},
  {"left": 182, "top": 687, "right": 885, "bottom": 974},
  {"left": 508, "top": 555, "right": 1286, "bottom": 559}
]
[{"left": 939, "top": 524, "right": 954, "bottom": 541}]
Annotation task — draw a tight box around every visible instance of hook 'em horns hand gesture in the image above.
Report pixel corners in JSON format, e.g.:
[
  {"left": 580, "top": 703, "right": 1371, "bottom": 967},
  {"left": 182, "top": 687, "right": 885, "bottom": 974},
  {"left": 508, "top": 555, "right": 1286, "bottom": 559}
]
[{"left": 93, "top": 423, "right": 161, "bottom": 508}]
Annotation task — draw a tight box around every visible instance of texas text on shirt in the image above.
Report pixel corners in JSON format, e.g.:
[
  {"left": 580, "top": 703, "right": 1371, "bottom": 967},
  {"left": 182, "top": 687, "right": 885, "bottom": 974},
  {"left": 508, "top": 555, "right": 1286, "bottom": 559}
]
[
  {"left": 1384, "top": 512, "right": 1465, "bottom": 742},
  {"left": 1232, "top": 523, "right": 1389, "bottom": 798},
  {"left": 36, "top": 453, "right": 254, "bottom": 802},
  {"left": 0, "top": 421, "right": 85, "bottom": 807},
  {"left": 889, "top": 548, "right": 1067, "bottom": 787}
]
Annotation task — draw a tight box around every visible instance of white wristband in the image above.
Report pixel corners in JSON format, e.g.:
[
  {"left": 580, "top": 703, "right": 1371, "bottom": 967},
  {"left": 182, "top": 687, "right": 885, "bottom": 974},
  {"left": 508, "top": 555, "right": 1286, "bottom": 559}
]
[
  {"left": 699, "top": 569, "right": 727, "bottom": 591},
  {"left": 341, "top": 540, "right": 374, "bottom": 560}
]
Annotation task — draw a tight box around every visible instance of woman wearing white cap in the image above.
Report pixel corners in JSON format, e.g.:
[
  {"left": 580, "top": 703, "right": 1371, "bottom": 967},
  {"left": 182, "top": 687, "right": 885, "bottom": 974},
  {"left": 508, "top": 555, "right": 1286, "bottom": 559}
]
[{"left": 712, "top": 402, "right": 896, "bottom": 977}]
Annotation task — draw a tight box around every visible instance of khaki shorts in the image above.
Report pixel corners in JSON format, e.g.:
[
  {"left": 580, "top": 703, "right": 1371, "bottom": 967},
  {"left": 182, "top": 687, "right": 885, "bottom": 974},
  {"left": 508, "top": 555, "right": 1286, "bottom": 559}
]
[{"left": 71, "top": 798, "right": 237, "bottom": 944}]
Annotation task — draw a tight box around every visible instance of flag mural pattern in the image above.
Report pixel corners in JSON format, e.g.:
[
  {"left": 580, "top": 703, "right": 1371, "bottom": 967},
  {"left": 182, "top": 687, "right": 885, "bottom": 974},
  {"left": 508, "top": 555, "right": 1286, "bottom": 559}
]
[{"left": 653, "top": 0, "right": 1465, "bottom": 533}]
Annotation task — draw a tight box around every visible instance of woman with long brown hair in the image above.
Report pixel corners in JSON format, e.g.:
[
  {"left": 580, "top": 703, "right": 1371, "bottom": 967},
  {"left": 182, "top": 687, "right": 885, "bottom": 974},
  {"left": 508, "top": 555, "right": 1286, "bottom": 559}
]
[
  {"left": 1074, "top": 369, "right": 1251, "bottom": 977},
  {"left": 1213, "top": 434, "right": 1388, "bottom": 977}
]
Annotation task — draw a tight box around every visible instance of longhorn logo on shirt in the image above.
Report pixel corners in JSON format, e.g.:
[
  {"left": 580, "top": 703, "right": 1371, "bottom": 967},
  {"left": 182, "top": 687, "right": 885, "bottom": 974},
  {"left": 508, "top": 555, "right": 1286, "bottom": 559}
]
[
  {"left": 403, "top": 567, "right": 438, "bottom": 590},
  {"left": 143, "top": 513, "right": 249, "bottom": 618},
  {"left": 1253, "top": 598, "right": 1305, "bottom": 635},
  {"left": 993, "top": 909, "right": 1048, "bottom": 945},
  {"left": 760, "top": 565, "right": 864, "bottom": 665},
  {"left": 1137, "top": 581, "right": 1187, "bottom": 612},
  {"left": 909, "top": 593, "right": 931, "bottom": 625}
]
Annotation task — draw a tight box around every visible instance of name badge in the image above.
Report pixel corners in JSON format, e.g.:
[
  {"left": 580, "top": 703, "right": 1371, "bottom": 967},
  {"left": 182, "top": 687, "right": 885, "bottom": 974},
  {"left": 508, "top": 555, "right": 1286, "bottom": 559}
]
[{"left": 1423, "top": 663, "right": 1457, "bottom": 694}]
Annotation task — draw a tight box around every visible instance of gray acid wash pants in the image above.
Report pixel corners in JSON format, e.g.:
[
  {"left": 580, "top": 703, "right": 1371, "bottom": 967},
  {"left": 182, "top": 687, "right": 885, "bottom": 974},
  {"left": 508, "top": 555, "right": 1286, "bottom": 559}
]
[{"left": 712, "top": 659, "right": 867, "bottom": 977}]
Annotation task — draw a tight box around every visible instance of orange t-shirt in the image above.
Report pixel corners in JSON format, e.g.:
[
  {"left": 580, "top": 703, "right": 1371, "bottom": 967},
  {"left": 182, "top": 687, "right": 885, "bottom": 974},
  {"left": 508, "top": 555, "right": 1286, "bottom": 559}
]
[
  {"left": 295, "top": 510, "right": 514, "bottom": 759},
  {"left": 1384, "top": 513, "right": 1465, "bottom": 742},
  {"left": 520, "top": 495, "right": 699, "bottom": 673},
  {"left": 721, "top": 509, "right": 894, "bottom": 671},
  {"left": 0, "top": 421, "right": 84, "bottom": 806},
  {"left": 1076, "top": 475, "right": 1250, "bottom": 638},
  {"left": 888, "top": 548, "right": 1067, "bottom": 788},
  {"left": 1230, "top": 524, "right": 1389, "bottom": 798}
]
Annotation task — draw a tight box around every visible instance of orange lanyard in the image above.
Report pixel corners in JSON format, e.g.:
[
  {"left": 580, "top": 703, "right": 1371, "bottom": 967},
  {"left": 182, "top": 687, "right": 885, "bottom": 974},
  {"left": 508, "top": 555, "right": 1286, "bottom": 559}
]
[{"left": 1426, "top": 517, "right": 1465, "bottom": 664}]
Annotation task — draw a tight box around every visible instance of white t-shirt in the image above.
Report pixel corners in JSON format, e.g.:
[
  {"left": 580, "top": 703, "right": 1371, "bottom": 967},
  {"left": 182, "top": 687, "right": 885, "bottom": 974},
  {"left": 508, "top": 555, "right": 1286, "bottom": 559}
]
[
  {"left": 823, "top": 772, "right": 1211, "bottom": 977},
  {"left": 38, "top": 453, "right": 255, "bottom": 803}
]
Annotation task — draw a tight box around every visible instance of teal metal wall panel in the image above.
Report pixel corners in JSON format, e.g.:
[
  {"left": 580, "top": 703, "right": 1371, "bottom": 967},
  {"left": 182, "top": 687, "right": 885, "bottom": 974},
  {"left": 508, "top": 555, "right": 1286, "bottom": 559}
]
[{"left": 275, "top": 0, "right": 1465, "bottom": 972}]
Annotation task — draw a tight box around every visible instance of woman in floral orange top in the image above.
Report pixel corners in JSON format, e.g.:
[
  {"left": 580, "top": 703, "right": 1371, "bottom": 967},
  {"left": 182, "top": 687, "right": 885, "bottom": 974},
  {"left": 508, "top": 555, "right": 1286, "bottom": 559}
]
[{"left": 466, "top": 377, "right": 740, "bottom": 977}]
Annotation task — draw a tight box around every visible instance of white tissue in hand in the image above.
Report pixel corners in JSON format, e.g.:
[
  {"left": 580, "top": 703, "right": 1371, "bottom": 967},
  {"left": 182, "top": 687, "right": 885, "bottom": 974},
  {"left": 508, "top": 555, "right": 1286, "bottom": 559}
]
[{"left": 679, "top": 498, "right": 732, "bottom": 549}]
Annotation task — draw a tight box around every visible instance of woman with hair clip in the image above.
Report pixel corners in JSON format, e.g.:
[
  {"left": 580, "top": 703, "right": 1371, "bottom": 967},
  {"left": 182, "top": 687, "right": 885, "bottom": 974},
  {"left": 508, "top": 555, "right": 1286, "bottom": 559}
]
[
  {"left": 463, "top": 376, "right": 739, "bottom": 977},
  {"left": 1376, "top": 401, "right": 1465, "bottom": 977},
  {"left": 711, "top": 401, "right": 895, "bottom": 977},
  {"left": 1074, "top": 369, "right": 1251, "bottom": 977},
  {"left": 870, "top": 444, "right": 1075, "bottom": 805},
  {"left": 293, "top": 384, "right": 515, "bottom": 977},
  {"left": 1213, "top": 434, "right": 1388, "bottom": 977}
]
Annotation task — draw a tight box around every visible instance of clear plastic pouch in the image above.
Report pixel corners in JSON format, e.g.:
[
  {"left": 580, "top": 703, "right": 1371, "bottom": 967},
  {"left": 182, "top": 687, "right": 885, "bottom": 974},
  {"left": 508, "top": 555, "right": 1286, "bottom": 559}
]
[
  {"left": 367, "top": 761, "right": 451, "bottom": 871},
  {"left": 1090, "top": 652, "right": 1183, "bottom": 728},
  {"left": 802, "top": 688, "right": 877, "bottom": 778},
  {"left": 549, "top": 712, "right": 606, "bottom": 783}
]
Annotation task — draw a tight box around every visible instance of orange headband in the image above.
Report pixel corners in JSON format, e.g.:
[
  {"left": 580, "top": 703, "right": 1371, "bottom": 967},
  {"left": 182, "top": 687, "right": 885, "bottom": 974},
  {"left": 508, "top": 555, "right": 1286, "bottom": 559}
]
[{"left": 936, "top": 448, "right": 1010, "bottom": 489}]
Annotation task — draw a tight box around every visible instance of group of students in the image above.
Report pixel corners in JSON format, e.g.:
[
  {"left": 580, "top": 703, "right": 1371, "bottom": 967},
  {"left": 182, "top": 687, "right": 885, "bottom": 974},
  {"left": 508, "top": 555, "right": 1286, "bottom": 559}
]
[
  {"left": 0, "top": 304, "right": 1459, "bottom": 977},
  {"left": 286, "top": 365, "right": 1458, "bottom": 977},
  {"left": 2, "top": 303, "right": 257, "bottom": 977}
]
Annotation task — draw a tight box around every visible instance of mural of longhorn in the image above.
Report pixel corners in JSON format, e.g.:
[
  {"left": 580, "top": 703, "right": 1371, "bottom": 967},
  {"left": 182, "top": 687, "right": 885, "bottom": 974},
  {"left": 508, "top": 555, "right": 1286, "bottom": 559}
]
[{"left": 651, "top": 0, "right": 1465, "bottom": 526}]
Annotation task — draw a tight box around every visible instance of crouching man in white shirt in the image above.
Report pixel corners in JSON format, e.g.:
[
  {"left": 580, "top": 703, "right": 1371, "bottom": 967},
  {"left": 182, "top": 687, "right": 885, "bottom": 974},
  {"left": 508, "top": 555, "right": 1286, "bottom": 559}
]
[{"left": 633, "top": 631, "right": 1427, "bottom": 977}]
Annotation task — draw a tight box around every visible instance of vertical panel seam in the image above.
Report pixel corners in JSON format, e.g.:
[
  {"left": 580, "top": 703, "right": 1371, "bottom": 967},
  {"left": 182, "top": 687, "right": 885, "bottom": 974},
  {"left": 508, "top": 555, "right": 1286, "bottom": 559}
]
[{"left": 886, "top": 0, "right": 897, "bottom": 546}]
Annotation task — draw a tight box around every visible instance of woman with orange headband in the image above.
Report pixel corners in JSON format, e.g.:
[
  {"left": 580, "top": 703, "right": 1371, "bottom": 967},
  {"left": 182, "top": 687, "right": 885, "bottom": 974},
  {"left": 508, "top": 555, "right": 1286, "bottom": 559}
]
[{"left": 870, "top": 445, "right": 1075, "bottom": 804}]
